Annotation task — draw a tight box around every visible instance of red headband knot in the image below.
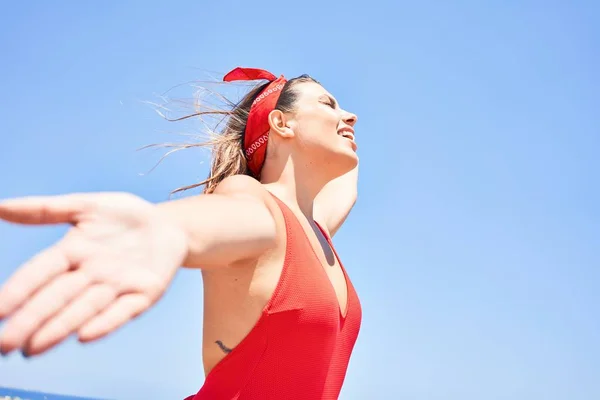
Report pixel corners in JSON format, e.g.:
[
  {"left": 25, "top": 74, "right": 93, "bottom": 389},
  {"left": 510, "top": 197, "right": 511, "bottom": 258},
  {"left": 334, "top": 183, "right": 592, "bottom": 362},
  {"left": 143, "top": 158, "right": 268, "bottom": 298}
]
[{"left": 223, "top": 67, "right": 287, "bottom": 177}]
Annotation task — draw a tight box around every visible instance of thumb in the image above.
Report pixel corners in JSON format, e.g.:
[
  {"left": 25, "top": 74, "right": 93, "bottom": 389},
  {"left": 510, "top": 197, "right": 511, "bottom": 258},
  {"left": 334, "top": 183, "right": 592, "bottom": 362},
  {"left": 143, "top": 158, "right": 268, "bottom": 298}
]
[{"left": 0, "top": 194, "right": 91, "bottom": 225}]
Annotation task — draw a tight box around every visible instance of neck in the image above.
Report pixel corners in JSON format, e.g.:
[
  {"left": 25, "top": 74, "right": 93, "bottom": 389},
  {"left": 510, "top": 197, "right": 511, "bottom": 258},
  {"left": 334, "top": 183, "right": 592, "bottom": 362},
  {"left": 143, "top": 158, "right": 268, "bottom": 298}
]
[{"left": 260, "top": 156, "right": 326, "bottom": 219}]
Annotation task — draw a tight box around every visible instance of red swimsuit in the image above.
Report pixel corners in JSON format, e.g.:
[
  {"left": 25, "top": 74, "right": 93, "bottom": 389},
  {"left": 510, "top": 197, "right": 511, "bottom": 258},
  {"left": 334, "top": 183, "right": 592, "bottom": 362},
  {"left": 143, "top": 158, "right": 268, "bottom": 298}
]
[{"left": 186, "top": 195, "right": 362, "bottom": 399}]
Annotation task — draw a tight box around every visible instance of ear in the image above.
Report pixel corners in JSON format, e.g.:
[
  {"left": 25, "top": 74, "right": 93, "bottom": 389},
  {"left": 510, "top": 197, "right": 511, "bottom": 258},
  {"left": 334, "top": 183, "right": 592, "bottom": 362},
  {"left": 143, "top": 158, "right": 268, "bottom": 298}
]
[{"left": 268, "top": 109, "right": 295, "bottom": 139}]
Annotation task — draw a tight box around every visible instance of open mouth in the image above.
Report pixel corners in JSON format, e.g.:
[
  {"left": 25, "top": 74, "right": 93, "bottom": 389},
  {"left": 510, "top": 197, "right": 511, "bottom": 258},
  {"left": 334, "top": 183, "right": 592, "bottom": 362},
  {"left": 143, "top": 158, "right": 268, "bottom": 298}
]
[
  {"left": 338, "top": 130, "right": 355, "bottom": 142},
  {"left": 338, "top": 129, "right": 357, "bottom": 150}
]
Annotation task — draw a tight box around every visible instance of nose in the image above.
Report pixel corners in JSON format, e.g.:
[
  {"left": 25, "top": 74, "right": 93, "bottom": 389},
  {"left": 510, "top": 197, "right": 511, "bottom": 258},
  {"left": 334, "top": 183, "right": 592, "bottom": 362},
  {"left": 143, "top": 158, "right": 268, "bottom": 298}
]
[{"left": 342, "top": 110, "right": 358, "bottom": 127}]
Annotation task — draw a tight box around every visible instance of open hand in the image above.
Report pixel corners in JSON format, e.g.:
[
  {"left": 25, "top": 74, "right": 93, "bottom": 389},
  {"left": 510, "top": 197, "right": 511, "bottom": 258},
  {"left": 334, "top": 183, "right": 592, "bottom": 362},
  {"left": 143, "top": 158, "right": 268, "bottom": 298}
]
[{"left": 0, "top": 192, "right": 189, "bottom": 357}]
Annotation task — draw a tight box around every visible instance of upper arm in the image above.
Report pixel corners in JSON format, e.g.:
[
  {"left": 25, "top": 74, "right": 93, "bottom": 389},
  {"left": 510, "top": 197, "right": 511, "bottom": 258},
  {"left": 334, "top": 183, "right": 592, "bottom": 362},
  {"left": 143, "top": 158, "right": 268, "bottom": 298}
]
[
  {"left": 163, "top": 175, "right": 278, "bottom": 268},
  {"left": 314, "top": 166, "right": 358, "bottom": 238},
  {"left": 207, "top": 175, "right": 278, "bottom": 260}
]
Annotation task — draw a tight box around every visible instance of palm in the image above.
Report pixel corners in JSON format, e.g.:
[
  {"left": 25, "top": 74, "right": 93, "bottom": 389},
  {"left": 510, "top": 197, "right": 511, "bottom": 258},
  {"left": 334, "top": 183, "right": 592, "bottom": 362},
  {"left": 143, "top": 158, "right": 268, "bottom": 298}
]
[{"left": 0, "top": 193, "right": 188, "bottom": 357}]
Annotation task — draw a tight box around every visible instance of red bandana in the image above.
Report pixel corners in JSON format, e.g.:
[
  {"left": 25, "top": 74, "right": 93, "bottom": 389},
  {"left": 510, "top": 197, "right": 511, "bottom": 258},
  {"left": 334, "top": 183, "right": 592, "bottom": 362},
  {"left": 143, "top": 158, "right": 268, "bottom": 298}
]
[{"left": 223, "top": 67, "right": 287, "bottom": 177}]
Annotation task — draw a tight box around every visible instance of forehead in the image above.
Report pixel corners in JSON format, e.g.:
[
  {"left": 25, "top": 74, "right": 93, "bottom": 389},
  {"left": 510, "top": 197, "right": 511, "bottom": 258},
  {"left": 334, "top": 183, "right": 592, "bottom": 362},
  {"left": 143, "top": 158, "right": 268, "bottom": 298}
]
[{"left": 294, "top": 81, "right": 333, "bottom": 100}]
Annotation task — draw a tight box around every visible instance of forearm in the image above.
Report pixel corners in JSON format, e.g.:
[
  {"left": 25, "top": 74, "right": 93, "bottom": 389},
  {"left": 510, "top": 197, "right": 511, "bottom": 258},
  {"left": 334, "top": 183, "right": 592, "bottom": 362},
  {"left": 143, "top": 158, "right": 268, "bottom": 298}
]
[
  {"left": 156, "top": 193, "right": 276, "bottom": 268},
  {"left": 315, "top": 165, "right": 358, "bottom": 237},
  {"left": 334, "top": 166, "right": 358, "bottom": 204}
]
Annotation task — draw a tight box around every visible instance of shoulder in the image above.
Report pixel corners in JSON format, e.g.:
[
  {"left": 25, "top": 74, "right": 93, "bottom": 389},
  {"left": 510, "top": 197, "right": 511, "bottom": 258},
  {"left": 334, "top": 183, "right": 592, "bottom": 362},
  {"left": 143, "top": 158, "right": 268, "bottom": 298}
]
[
  {"left": 212, "top": 174, "right": 280, "bottom": 216},
  {"left": 213, "top": 174, "right": 265, "bottom": 197},
  {"left": 211, "top": 175, "right": 287, "bottom": 262}
]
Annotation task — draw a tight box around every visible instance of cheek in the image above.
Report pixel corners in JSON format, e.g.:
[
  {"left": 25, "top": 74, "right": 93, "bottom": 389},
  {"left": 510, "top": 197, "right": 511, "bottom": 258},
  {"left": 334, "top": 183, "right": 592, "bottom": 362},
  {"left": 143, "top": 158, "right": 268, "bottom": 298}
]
[{"left": 296, "top": 110, "right": 339, "bottom": 144}]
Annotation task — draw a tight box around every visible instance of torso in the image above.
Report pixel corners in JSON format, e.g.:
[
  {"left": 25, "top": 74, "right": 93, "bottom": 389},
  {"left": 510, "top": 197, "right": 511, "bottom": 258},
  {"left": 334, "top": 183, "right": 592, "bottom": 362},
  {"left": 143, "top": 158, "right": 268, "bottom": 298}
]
[{"left": 200, "top": 191, "right": 349, "bottom": 375}]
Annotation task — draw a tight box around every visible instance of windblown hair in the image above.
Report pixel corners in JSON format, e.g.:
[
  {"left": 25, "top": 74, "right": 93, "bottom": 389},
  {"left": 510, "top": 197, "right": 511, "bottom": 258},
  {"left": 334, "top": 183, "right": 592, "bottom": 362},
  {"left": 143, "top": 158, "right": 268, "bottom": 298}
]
[{"left": 149, "top": 73, "right": 318, "bottom": 195}]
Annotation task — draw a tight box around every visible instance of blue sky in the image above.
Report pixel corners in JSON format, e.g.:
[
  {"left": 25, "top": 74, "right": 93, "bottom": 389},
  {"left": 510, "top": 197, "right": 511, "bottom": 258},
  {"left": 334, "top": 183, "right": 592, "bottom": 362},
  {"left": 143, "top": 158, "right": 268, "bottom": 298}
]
[{"left": 0, "top": 1, "right": 599, "bottom": 399}]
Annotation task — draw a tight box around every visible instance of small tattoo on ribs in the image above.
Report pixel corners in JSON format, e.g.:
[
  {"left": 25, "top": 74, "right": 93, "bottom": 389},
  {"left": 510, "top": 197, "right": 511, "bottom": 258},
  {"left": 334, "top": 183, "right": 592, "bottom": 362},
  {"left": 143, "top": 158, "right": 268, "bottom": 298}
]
[{"left": 215, "top": 340, "right": 232, "bottom": 354}]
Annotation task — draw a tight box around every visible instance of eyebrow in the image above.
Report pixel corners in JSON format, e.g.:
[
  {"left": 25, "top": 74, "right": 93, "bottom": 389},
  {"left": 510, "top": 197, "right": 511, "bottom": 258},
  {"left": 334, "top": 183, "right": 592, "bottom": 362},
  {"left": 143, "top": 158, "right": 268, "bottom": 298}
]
[{"left": 322, "top": 94, "right": 338, "bottom": 108}]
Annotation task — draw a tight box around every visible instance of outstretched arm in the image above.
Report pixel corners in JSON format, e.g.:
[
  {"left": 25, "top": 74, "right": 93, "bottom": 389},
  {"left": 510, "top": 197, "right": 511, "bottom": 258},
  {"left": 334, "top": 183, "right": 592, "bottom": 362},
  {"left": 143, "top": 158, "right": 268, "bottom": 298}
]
[
  {"left": 0, "top": 175, "right": 277, "bottom": 357},
  {"left": 159, "top": 175, "right": 277, "bottom": 268},
  {"left": 314, "top": 165, "right": 358, "bottom": 238}
]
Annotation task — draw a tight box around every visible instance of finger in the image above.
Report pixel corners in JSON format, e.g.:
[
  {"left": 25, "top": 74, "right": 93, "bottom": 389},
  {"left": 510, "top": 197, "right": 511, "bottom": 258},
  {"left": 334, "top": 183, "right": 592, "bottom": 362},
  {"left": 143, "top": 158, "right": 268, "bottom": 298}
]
[
  {"left": 77, "top": 293, "right": 151, "bottom": 343},
  {"left": 0, "top": 271, "right": 89, "bottom": 355},
  {"left": 0, "top": 194, "right": 90, "bottom": 225},
  {"left": 24, "top": 284, "right": 118, "bottom": 356},
  {"left": 0, "top": 244, "right": 71, "bottom": 319}
]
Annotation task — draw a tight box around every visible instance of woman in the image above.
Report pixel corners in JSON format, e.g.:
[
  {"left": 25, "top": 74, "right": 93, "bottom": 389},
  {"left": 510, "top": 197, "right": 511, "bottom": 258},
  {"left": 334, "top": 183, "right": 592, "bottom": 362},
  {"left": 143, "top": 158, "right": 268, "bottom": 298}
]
[{"left": 0, "top": 67, "right": 361, "bottom": 399}]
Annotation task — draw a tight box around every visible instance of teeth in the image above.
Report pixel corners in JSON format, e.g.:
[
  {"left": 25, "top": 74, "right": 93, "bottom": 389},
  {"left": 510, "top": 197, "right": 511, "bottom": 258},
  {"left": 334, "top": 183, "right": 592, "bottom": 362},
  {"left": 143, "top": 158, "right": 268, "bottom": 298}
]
[{"left": 338, "top": 130, "right": 355, "bottom": 141}]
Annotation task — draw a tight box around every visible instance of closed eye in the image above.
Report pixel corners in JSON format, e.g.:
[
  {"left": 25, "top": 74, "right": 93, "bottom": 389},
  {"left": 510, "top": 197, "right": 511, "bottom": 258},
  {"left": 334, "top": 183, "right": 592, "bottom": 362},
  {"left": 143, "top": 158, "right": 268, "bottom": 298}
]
[{"left": 320, "top": 95, "right": 338, "bottom": 109}]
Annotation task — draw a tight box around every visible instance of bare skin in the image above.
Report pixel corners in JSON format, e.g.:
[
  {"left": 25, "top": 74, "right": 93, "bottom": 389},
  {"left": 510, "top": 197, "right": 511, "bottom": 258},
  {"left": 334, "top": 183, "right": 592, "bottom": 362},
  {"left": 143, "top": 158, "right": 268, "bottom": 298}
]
[
  {"left": 200, "top": 179, "right": 350, "bottom": 375},
  {"left": 0, "top": 81, "right": 359, "bottom": 376}
]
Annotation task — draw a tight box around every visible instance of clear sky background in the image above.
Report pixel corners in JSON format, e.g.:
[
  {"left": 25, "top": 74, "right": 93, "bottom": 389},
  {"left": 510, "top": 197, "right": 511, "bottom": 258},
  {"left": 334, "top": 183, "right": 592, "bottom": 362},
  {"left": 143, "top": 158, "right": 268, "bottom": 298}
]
[{"left": 0, "top": 1, "right": 598, "bottom": 399}]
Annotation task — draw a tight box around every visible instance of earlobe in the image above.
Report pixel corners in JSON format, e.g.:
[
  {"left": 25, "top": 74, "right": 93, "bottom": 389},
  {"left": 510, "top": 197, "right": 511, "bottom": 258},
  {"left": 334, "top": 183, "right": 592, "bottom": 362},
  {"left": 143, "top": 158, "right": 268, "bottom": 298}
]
[{"left": 268, "top": 110, "right": 295, "bottom": 139}]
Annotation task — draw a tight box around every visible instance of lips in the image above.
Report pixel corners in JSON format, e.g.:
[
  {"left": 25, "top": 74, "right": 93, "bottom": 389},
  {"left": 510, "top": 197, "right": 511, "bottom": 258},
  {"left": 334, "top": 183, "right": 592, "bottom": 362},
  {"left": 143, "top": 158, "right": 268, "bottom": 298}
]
[
  {"left": 337, "top": 128, "right": 357, "bottom": 150},
  {"left": 339, "top": 132, "right": 355, "bottom": 142},
  {"left": 338, "top": 128, "right": 355, "bottom": 142}
]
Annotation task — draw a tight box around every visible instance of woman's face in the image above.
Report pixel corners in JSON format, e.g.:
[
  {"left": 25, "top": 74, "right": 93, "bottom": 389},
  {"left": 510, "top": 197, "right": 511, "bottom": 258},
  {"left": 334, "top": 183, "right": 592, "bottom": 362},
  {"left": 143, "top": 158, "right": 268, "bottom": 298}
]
[{"left": 286, "top": 81, "right": 359, "bottom": 178}]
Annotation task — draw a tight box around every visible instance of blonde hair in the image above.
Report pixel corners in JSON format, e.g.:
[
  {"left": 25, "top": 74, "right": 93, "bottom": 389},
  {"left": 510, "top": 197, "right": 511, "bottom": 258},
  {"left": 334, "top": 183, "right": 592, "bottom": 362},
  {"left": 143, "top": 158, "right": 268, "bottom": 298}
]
[{"left": 147, "top": 74, "right": 317, "bottom": 195}]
